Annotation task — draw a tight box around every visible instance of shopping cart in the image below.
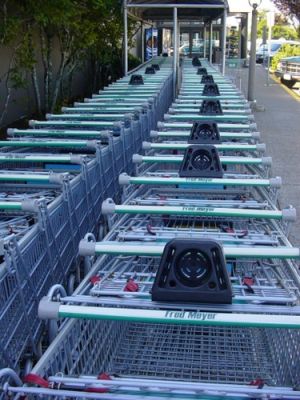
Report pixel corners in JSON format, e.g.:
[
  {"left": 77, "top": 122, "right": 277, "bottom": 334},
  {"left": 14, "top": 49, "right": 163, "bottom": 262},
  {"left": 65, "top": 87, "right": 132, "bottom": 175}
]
[
  {"left": 2, "top": 57, "right": 299, "bottom": 400},
  {"left": 5, "top": 235, "right": 298, "bottom": 399},
  {"left": 0, "top": 55, "right": 174, "bottom": 371}
]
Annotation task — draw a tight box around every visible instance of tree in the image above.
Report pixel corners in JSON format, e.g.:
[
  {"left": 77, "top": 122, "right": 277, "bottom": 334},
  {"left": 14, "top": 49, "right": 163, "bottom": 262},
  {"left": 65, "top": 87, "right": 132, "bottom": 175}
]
[
  {"left": 257, "top": 10, "right": 268, "bottom": 39},
  {"left": 272, "top": 0, "right": 300, "bottom": 22},
  {"left": 0, "top": 0, "right": 135, "bottom": 122},
  {"left": 257, "top": 9, "right": 299, "bottom": 41},
  {"left": 272, "top": 24, "right": 298, "bottom": 39},
  {"left": 272, "top": 0, "right": 300, "bottom": 36}
]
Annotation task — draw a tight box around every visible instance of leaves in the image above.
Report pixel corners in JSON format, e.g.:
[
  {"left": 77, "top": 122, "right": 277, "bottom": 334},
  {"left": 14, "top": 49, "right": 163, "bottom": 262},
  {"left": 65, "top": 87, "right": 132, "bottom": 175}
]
[
  {"left": 257, "top": 9, "right": 299, "bottom": 40},
  {"left": 0, "top": 0, "right": 128, "bottom": 114},
  {"left": 272, "top": 0, "right": 300, "bottom": 22}
]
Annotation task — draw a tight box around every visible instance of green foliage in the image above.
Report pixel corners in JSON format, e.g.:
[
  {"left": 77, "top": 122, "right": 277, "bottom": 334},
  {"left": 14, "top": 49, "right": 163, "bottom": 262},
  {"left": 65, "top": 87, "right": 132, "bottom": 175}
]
[
  {"left": 257, "top": 11, "right": 268, "bottom": 39},
  {"left": 272, "top": 25, "right": 298, "bottom": 40},
  {"left": 257, "top": 10, "right": 299, "bottom": 41},
  {"left": 0, "top": 0, "right": 133, "bottom": 114},
  {"left": 128, "top": 54, "right": 142, "bottom": 71},
  {"left": 271, "top": 43, "right": 300, "bottom": 70}
]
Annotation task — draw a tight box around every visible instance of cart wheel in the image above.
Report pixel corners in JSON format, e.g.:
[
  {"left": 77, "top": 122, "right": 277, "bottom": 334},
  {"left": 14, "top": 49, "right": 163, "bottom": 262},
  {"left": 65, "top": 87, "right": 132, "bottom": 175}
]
[{"left": 67, "top": 274, "right": 76, "bottom": 295}]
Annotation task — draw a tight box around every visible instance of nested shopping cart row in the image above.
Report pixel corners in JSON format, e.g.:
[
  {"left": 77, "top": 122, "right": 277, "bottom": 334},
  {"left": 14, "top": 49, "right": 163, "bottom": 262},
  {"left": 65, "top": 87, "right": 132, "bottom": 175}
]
[
  {"left": 4, "top": 58, "right": 298, "bottom": 399},
  {"left": 0, "top": 57, "right": 173, "bottom": 371}
]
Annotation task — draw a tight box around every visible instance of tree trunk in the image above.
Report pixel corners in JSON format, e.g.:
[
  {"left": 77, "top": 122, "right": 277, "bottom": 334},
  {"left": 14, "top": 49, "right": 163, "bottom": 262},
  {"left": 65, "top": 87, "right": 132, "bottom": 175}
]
[
  {"left": 31, "top": 64, "right": 42, "bottom": 117},
  {"left": 40, "top": 30, "right": 53, "bottom": 113},
  {"left": 50, "top": 51, "right": 66, "bottom": 113},
  {"left": 0, "top": 84, "right": 12, "bottom": 127}
]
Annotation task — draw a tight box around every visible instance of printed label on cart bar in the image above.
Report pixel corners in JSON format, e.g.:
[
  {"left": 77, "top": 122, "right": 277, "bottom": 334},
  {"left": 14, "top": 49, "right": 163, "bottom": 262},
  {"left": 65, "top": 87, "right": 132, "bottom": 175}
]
[
  {"left": 182, "top": 207, "right": 214, "bottom": 212},
  {"left": 165, "top": 311, "right": 216, "bottom": 321},
  {"left": 185, "top": 178, "right": 213, "bottom": 183}
]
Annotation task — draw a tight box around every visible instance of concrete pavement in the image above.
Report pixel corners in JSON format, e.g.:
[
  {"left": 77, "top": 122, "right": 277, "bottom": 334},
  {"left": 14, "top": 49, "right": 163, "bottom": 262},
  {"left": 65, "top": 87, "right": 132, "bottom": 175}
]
[{"left": 236, "top": 64, "right": 300, "bottom": 245}]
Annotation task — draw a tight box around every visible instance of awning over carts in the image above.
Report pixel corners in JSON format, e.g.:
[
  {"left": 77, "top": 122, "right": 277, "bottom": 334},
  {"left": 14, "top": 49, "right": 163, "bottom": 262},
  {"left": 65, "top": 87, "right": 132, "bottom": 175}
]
[{"left": 127, "top": 0, "right": 228, "bottom": 22}]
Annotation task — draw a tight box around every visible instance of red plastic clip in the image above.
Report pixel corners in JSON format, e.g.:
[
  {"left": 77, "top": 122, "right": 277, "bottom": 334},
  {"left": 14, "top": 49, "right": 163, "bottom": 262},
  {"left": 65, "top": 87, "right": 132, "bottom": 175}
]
[
  {"left": 86, "top": 373, "right": 111, "bottom": 393},
  {"left": 98, "top": 373, "right": 112, "bottom": 380},
  {"left": 243, "top": 277, "right": 254, "bottom": 287},
  {"left": 124, "top": 279, "right": 139, "bottom": 292},
  {"left": 90, "top": 276, "right": 101, "bottom": 285},
  {"left": 243, "top": 277, "right": 255, "bottom": 294},
  {"left": 249, "top": 378, "right": 264, "bottom": 388},
  {"left": 23, "top": 374, "right": 49, "bottom": 388}
]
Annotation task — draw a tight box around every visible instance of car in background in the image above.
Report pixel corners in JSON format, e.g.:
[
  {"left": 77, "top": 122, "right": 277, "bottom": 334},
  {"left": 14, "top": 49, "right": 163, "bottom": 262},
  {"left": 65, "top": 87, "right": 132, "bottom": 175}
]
[
  {"left": 275, "top": 55, "right": 300, "bottom": 87},
  {"left": 180, "top": 44, "right": 204, "bottom": 56},
  {"left": 256, "top": 40, "right": 300, "bottom": 64},
  {"left": 169, "top": 44, "right": 204, "bottom": 57}
]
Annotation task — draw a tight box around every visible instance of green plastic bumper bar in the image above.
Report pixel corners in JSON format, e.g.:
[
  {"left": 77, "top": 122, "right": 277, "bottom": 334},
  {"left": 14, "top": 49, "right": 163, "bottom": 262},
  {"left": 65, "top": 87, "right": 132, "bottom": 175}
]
[
  {"left": 101, "top": 200, "right": 296, "bottom": 221},
  {"left": 142, "top": 141, "right": 266, "bottom": 153},
  {"left": 38, "top": 302, "right": 300, "bottom": 329},
  {"left": 118, "top": 173, "right": 281, "bottom": 188},
  {"left": 0, "top": 153, "right": 87, "bottom": 163},
  {"left": 79, "top": 240, "right": 300, "bottom": 260},
  {"left": 29, "top": 120, "right": 115, "bottom": 128},
  {"left": 158, "top": 122, "right": 257, "bottom": 131},
  {"left": 164, "top": 114, "right": 252, "bottom": 122},
  {"left": 1, "top": 140, "right": 98, "bottom": 149},
  {"left": 169, "top": 108, "right": 250, "bottom": 115},
  {"left": 7, "top": 129, "right": 105, "bottom": 139},
  {"left": 132, "top": 154, "right": 272, "bottom": 166},
  {"left": 150, "top": 130, "right": 260, "bottom": 140},
  {"left": 0, "top": 172, "right": 68, "bottom": 184},
  {"left": 46, "top": 113, "right": 128, "bottom": 121},
  {"left": 62, "top": 107, "right": 143, "bottom": 114},
  {"left": 75, "top": 101, "right": 149, "bottom": 107},
  {"left": 178, "top": 94, "right": 243, "bottom": 100}
]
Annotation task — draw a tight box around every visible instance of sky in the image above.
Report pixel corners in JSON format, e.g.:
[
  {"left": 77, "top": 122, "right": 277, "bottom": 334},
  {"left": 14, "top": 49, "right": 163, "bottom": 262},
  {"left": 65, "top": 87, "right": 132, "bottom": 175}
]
[
  {"left": 259, "top": 0, "right": 278, "bottom": 11},
  {"left": 228, "top": 0, "right": 278, "bottom": 13}
]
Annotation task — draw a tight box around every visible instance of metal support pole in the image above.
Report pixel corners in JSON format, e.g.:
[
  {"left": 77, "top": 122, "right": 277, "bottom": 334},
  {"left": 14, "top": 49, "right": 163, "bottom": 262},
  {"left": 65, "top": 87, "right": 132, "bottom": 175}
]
[
  {"left": 209, "top": 22, "right": 213, "bottom": 63},
  {"left": 248, "top": 5, "right": 258, "bottom": 101},
  {"left": 173, "top": 7, "right": 178, "bottom": 99},
  {"left": 221, "top": 8, "right": 227, "bottom": 75},
  {"left": 203, "top": 25, "right": 207, "bottom": 59},
  {"left": 240, "top": 13, "right": 248, "bottom": 59},
  {"left": 177, "top": 19, "right": 181, "bottom": 89},
  {"left": 141, "top": 22, "right": 144, "bottom": 62},
  {"left": 124, "top": 1, "right": 128, "bottom": 76},
  {"left": 266, "top": 11, "right": 274, "bottom": 87},
  {"left": 189, "top": 31, "right": 193, "bottom": 58},
  {"left": 151, "top": 25, "right": 154, "bottom": 59},
  {"left": 177, "top": 20, "right": 180, "bottom": 70}
]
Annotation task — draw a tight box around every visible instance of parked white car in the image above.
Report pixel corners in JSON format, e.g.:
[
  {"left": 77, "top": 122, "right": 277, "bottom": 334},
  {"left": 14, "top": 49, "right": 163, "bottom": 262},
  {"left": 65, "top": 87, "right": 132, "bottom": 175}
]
[{"left": 256, "top": 40, "right": 300, "bottom": 63}]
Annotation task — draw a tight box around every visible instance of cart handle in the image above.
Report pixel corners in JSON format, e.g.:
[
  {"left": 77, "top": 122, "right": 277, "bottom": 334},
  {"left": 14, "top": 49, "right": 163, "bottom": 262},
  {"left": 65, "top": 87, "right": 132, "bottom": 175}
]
[
  {"left": 79, "top": 240, "right": 300, "bottom": 259},
  {"left": 101, "top": 200, "right": 296, "bottom": 222},
  {"left": 118, "top": 173, "right": 281, "bottom": 188},
  {"left": 142, "top": 141, "right": 266, "bottom": 153},
  {"left": 38, "top": 300, "right": 300, "bottom": 329}
]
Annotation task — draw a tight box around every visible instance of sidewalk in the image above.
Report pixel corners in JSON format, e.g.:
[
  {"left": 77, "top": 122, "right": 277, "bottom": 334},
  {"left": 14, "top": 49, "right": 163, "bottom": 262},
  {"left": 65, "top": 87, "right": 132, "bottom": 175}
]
[{"left": 238, "top": 64, "right": 300, "bottom": 245}]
